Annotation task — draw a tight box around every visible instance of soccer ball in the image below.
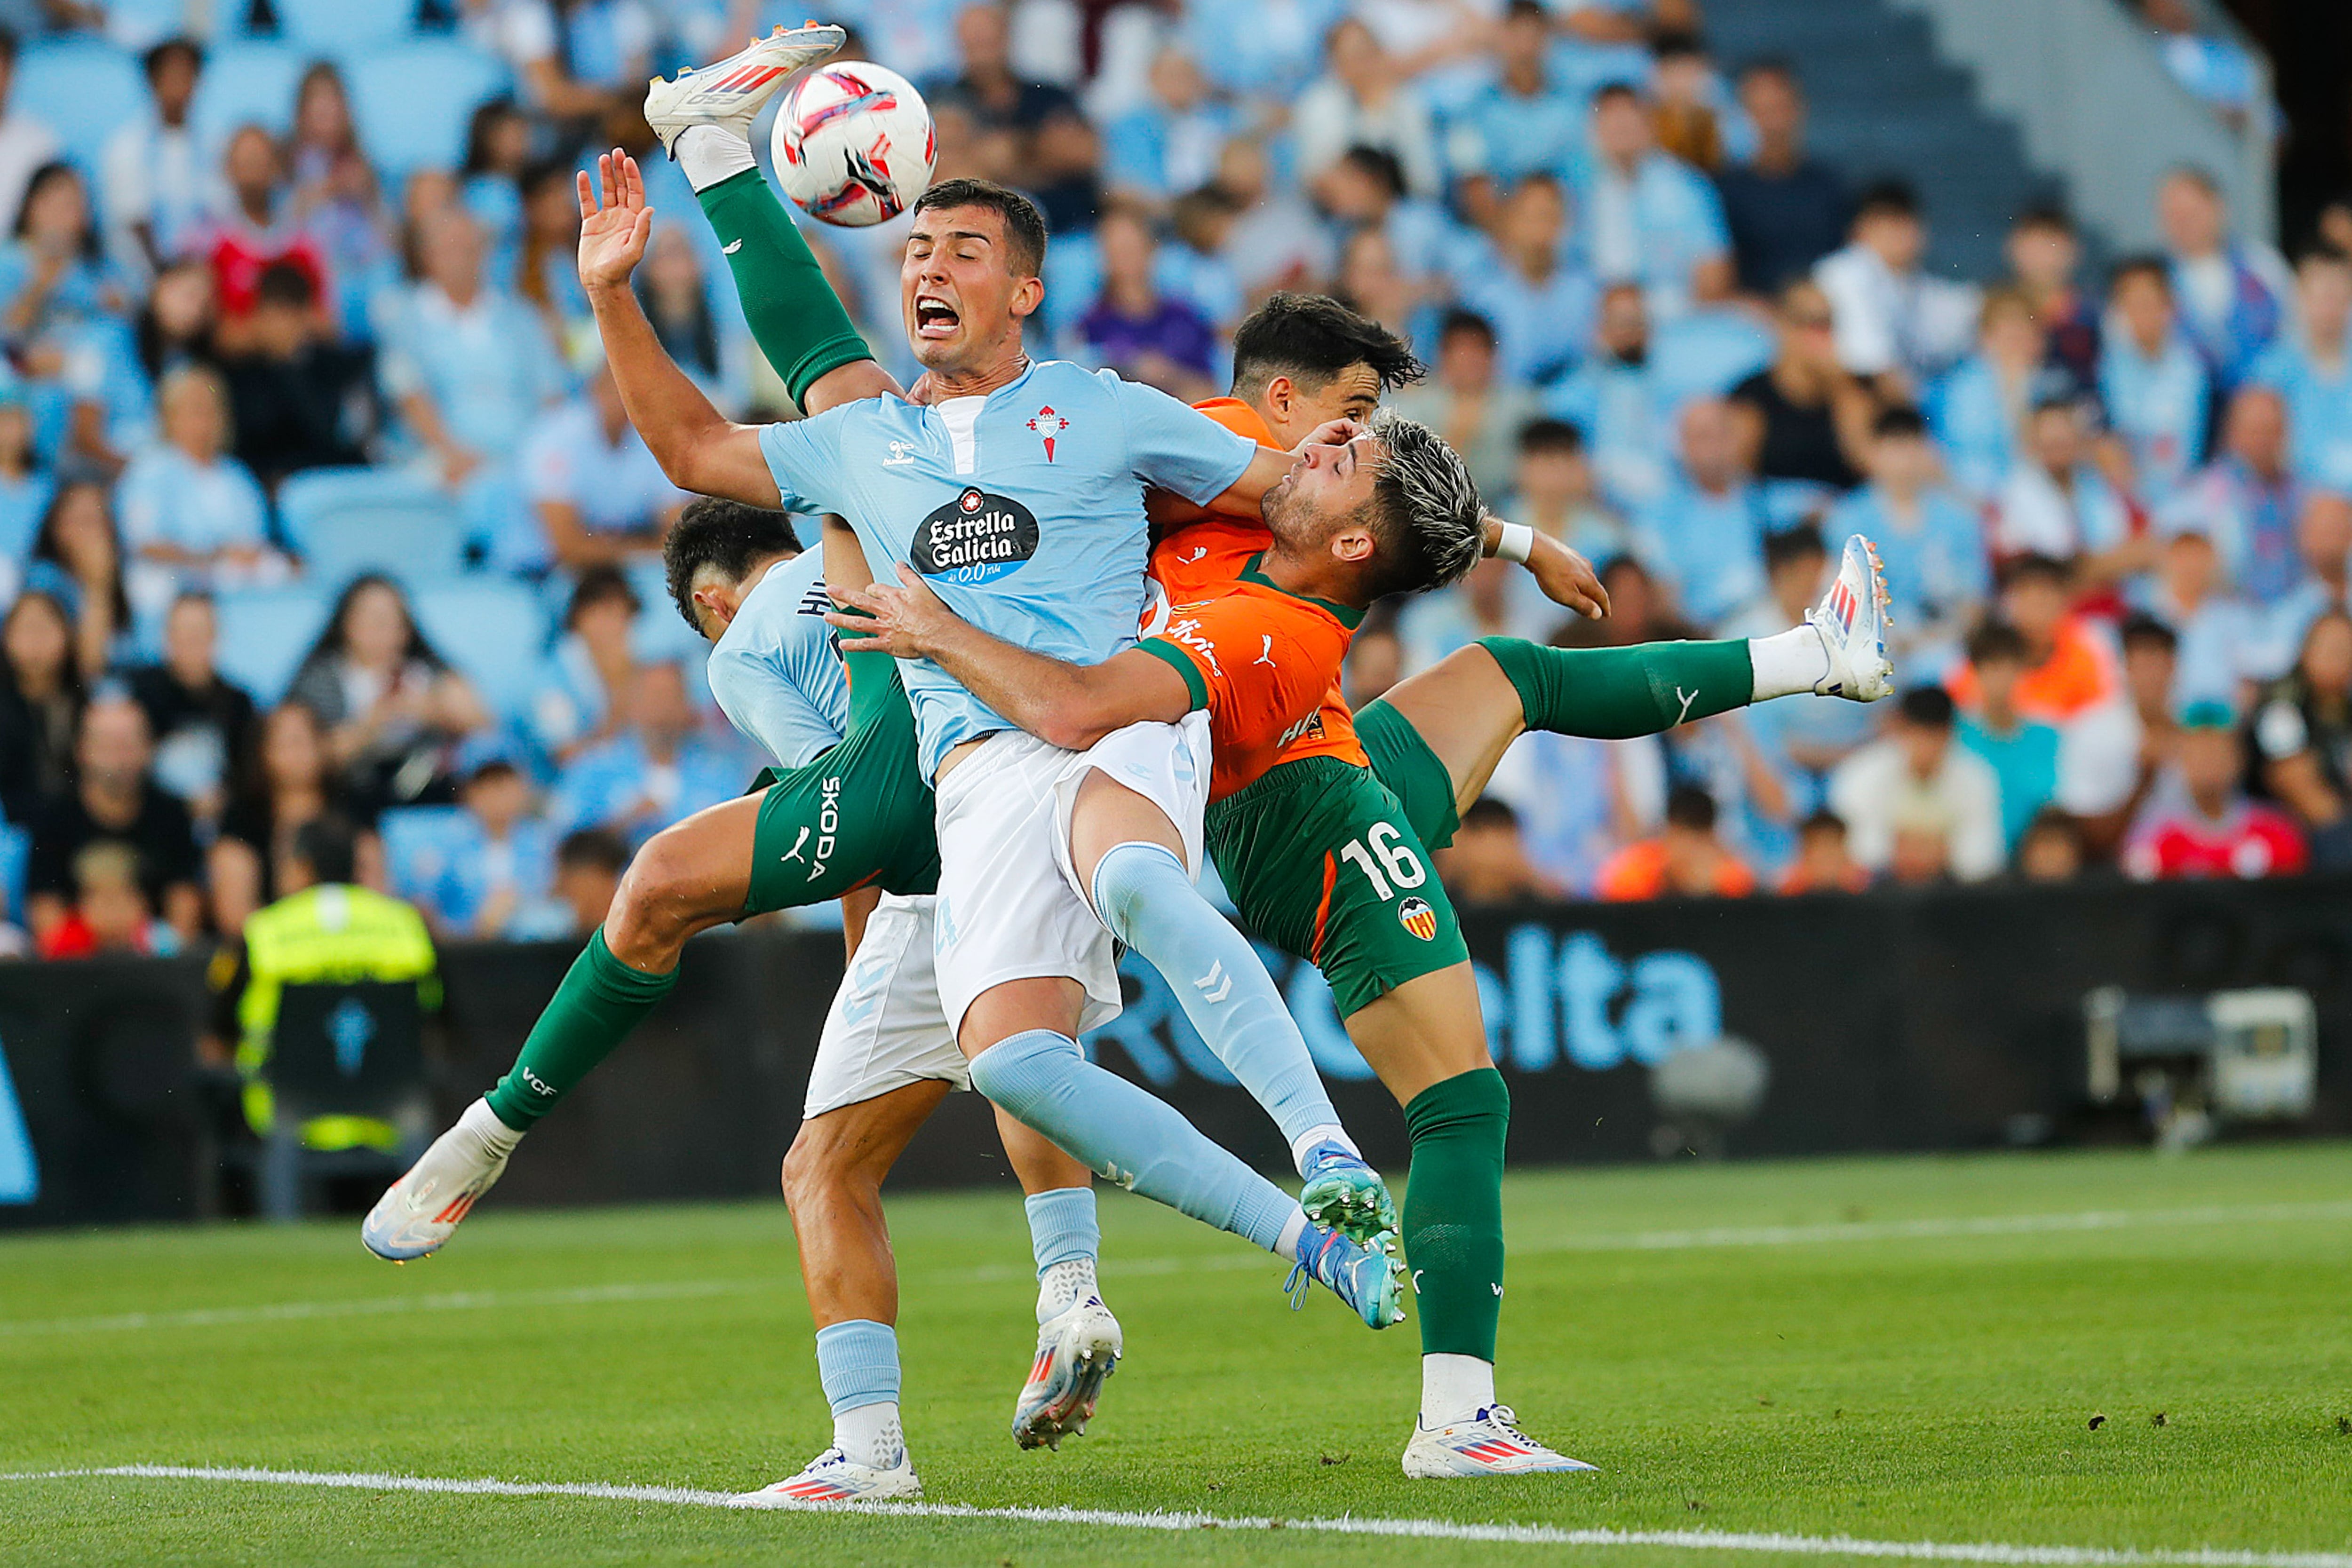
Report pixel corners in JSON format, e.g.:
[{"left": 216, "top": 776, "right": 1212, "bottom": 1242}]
[{"left": 771, "top": 61, "right": 936, "bottom": 228}]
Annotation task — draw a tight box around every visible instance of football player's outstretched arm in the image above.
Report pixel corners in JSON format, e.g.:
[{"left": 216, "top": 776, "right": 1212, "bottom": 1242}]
[
  {"left": 827, "top": 567, "right": 1190, "bottom": 752},
  {"left": 578, "top": 151, "right": 781, "bottom": 507}
]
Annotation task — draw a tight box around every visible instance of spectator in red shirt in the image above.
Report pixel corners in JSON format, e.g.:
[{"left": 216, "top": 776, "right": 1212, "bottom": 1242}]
[
  {"left": 34, "top": 840, "right": 169, "bottom": 959},
  {"left": 2123, "top": 699, "right": 2307, "bottom": 880},
  {"left": 200, "top": 125, "right": 329, "bottom": 350}
]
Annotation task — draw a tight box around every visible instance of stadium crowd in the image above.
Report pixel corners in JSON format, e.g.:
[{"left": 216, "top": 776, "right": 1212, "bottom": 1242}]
[{"left": 0, "top": 0, "right": 2335, "bottom": 962}]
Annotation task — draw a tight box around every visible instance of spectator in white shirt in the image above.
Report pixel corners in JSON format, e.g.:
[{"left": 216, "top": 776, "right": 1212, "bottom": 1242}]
[
  {"left": 1993, "top": 397, "right": 2139, "bottom": 577},
  {"left": 0, "top": 27, "right": 56, "bottom": 245},
  {"left": 1812, "top": 179, "right": 1979, "bottom": 399},
  {"left": 1828, "top": 683, "right": 2006, "bottom": 883},
  {"left": 2058, "top": 612, "right": 2181, "bottom": 863},
  {"left": 1292, "top": 18, "right": 1442, "bottom": 200},
  {"left": 100, "top": 37, "right": 207, "bottom": 283},
  {"left": 518, "top": 361, "right": 685, "bottom": 573}
]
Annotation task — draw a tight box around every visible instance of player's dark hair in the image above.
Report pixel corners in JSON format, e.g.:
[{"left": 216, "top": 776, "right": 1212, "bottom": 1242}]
[
  {"left": 1230, "top": 293, "right": 1423, "bottom": 402},
  {"left": 662, "top": 499, "right": 803, "bottom": 632},
  {"left": 1651, "top": 28, "right": 1706, "bottom": 62},
  {"left": 1665, "top": 784, "right": 1717, "bottom": 832},
  {"left": 291, "top": 815, "right": 360, "bottom": 887},
  {"left": 912, "top": 178, "right": 1049, "bottom": 279},
  {"left": 1356, "top": 408, "right": 1486, "bottom": 599},
  {"left": 1798, "top": 807, "right": 1846, "bottom": 838},
  {"left": 1899, "top": 685, "right": 1957, "bottom": 730},
  {"left": 1967, "top": 618, "right": 2030, "bottom": 666},
  {"left": 465, "top": 757, "right": 522, "bottom": 789},
  {"left": 1590, "top": 80, "right": 1642, "bottom": 109},
  {"left": 143, "top": 35, "right": 203, "bottom": 80},
  {"left": 1517, "top": 416, "right": 1582, "bottom": 455}
]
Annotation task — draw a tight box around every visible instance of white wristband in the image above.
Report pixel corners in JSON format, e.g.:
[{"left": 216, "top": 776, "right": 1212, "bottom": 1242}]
[{"left": 1494, "top": 521, "right": 1535, "bottom": 563}]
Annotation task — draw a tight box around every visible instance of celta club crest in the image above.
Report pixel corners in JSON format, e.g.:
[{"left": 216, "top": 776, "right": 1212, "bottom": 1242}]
[
  {"left": 1398, "top": 896, "right": 1438, "bottom": 942},
  {"left": 1028, "top": 405, "right": 1070, "bottom": 461}
]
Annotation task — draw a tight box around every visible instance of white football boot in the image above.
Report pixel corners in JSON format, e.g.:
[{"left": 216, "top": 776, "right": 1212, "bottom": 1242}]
[
  {"left": 1012, "top": 1294, "right": 1123, "bottom": 1449},
  {"left": 360, "top": 1099, "right": 514, "bottom": 1261},
  {"left": 1806, "top": 533, "right": 1895, "bottom": 702},
  {"left": 644, "top": 22, "right": 845, "bottom": 157},
  {"left": 1402, "top": 1403, "right": 1598, "bottom": 1478},
  {"left": 732, "top": 1446, "right": 922, "bottom": 1505}
]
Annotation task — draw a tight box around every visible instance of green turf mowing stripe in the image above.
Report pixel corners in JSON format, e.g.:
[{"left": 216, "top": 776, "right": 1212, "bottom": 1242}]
[
  {"left": 8, "top": 1196, "right": 2347, "bottom": 1339},
  {"left": 6, "top": 1465, "right": 2348, "bottom": 1568}
]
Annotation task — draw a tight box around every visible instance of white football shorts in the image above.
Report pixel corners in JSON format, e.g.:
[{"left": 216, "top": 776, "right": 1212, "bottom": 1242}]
[
  {"left": 802, "top": 893, "right": 969, "bottom": 1119},
  {"left": 930, "top": 713, "right": 1212, "bottom": 1042}
]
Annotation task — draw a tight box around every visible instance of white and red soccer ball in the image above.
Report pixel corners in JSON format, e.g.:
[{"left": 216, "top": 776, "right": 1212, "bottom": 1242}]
[{"left": 771, "top": 61, "right": 936, "bottom": 229}]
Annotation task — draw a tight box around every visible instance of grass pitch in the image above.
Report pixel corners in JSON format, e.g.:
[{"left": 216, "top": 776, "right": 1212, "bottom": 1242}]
[{"left": 4, "top": 1143, "right": 2349, "bottom": 1566}]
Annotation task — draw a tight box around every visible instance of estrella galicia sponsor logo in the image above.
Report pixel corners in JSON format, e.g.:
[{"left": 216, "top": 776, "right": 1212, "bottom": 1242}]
[
  {"left": 1398, "top": 896, "right": 1438, "bottom": 941},
  {"left": 911, "top": 487, "right": 1039, "bottom": 585}
]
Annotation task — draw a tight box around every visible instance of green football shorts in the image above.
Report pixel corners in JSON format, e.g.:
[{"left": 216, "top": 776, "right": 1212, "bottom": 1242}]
[
  {"left": 745, "top": 650, "right": 940, "bottom": 914},
  {"left": 1207, "top": 752, "right": 1469, "bottom": 1020},
  {"left": 1354, "top": 696, "right": 1463, "bottom": 850}
]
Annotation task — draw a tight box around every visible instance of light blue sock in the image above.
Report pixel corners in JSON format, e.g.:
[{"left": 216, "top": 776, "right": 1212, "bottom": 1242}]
[
  {"left": 969, "top": 1029, "right": 1305, "bottom": 1257},
  {"left": 813, "top": 1319, "right": 900, "bottom": 1415},
  {"left": 1091, "top": 841, "right": 1346, "bottom": 1164},
  {"left": 1025, "top": 1186, "right": 1099, "bottom": 1273}
]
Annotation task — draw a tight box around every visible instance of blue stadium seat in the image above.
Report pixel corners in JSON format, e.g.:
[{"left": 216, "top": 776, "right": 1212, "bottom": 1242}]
[
  {"left": 213, "top": 585, "right": 335, "bottom": 705},
  {"left": 278, "top": 466, "right": 466, "bottom": 586},
  {"left": 410, "top": 578, "right": 549, "bottom": 722},
  {"left": 103, "top": 0, "right": 197, "bottom": 52},
  {"left": 346, "top": 40, "right": 509, "bottom": 179},
  {"left": 271, "top": 0, "right": 424, "bottom": 51},
  {"left": 192, "top": 40, "right": 305, "bottom": 143},
  {"left": 15, "top": 40, "right": 146, "bottom": 165}
]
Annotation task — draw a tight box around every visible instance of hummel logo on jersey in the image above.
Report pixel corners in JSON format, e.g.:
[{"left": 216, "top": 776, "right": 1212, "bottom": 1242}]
[
  {"left": 722, "top": 238, "right": 743, "bottom": 254},
  {"left": 1253, "top": 634, "right": 1277, "bottom": 669},
  {"left": 1193, "top": 960, "right": 1232, "bottom": 1004},
  {"left": 1027, "top": 405, "right": 1070, "bottom": 461},
  {"left": 883, "top": 439, "right": 917, "bottom": 466}
]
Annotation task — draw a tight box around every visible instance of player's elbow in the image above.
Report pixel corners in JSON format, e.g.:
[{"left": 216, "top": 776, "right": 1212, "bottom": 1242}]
[{"left": 1037, "top": 710, "right": 1118, "bottom": 752}]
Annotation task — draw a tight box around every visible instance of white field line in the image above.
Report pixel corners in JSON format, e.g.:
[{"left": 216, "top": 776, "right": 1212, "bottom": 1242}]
[
  {"left": 7, "top": 1197, "right": 2348, "bottom": 1340},
  {"left": 2, "top": 1465, "right": 2347, "bottom": 1568}
]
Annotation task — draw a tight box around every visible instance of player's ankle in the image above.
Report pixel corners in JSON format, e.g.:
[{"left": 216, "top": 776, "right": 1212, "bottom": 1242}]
[
  {"left": 833, "top": 1400, "right": 906, "bottom": 1469},
  {"left": 675, "top": 125, "right": 758, "bottom": 192},
  {"left": 460, "top": 1097, "right": 524, "bottom": 1157},
  {"left": 1748, "top": 623, "right": 1832, "bottom": 701},
  {"left": 1036, "top": 1256, "right": 1099, "bottom": 1322},
  {"left": 1420, "top": 1353, "right": 1496, "bottom": 1427}
]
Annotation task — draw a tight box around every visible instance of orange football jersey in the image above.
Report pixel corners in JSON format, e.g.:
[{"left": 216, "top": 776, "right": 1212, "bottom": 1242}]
[{"left": 1142, "top": 398, "right": 1370, "bottom": 794}]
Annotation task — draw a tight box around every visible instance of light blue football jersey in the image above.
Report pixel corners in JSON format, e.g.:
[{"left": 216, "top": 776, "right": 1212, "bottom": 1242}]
[
  {"left": 706, "top": 547, "right": 851, "bottom": 771},
  {"left": 755, "top": 360, "right": 1256, "bottom": 776}
]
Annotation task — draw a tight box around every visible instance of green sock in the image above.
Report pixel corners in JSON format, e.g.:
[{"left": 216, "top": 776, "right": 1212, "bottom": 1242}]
[
  {"left": 1477, "top": 635, "right": 1754, "bottom": 739},
  {"left": 695, "top": 167, "right": 876, "bottom": 408},
  {"left": 484, "top": 933, "right": 680, "bottom": 1132},
  {"left": 1401, "top": 1068, "right": 1510, "bottom": 1362}
]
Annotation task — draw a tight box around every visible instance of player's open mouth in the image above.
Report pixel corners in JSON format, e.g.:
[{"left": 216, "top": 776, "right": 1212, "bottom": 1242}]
[{"left": 915, "top": 296, "right": 960, "bottom": 338}]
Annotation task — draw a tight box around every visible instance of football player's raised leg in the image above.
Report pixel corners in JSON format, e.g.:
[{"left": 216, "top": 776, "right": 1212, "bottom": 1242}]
[
  {"left": 1374, "top": 535, "right": 1896, "bottom": 829},
  {"left": 1069, "top": 768, "right": 1393, "bottom": 1243}
]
